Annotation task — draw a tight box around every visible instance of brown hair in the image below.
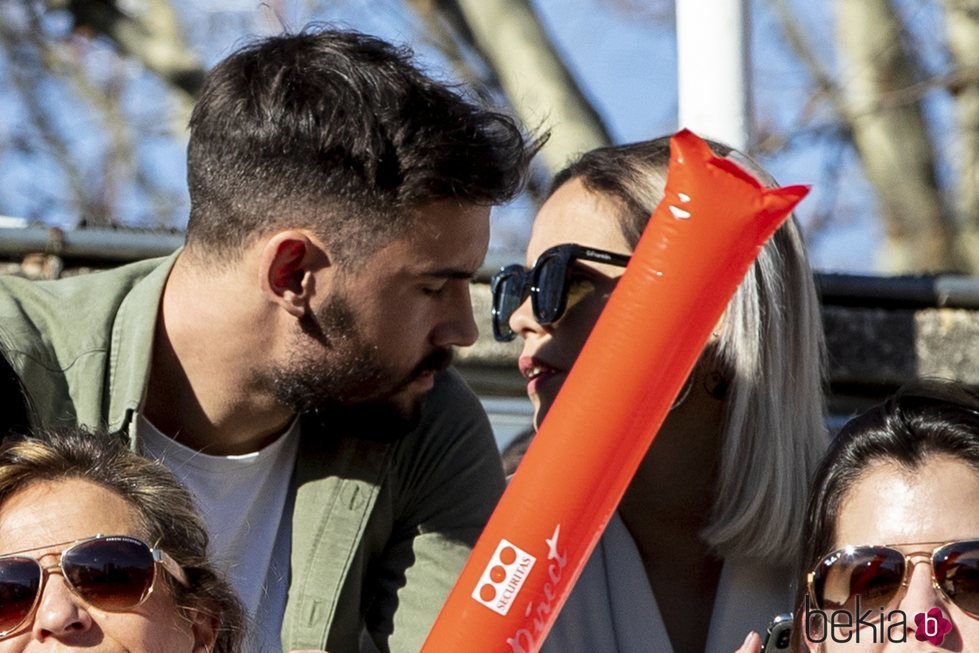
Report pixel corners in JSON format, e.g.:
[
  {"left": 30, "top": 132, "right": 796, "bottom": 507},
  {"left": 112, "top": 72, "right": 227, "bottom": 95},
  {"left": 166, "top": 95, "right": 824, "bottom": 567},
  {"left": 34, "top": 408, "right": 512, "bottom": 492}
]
[{"left": 0, "top": 428, "right": 244, "bottom": 652}]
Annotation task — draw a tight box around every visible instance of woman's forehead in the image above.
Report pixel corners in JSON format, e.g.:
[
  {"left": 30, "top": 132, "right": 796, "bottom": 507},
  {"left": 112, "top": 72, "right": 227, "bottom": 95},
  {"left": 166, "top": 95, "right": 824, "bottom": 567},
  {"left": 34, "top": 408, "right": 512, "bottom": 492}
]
[
  {"left": 0, "top": 478, "right": 141, "bottom": 555},
  {"left": 528, "top": 179, "right": 632, "bottom": 265},
  {"left": 834, "top": 456, "right": 979, "bottom": 547}
]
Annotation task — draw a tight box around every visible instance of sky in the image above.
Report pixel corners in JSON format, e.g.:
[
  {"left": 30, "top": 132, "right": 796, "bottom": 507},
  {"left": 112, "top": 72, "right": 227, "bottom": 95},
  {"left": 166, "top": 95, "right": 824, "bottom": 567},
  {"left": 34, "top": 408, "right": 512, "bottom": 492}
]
[{"left": 2, "top": 0, "right": 957, "bottom": 274}]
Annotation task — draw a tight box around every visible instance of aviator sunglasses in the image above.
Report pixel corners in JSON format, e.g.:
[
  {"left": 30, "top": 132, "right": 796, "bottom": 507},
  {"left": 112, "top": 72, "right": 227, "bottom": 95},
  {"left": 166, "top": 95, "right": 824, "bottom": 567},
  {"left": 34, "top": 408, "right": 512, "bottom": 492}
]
[
  {"left": 0, "top": 534, "right": 189, "bottom": 638},
  {"left": 807, "top": 539, "right": 979, "bottom": 617},
  {"left": 490, "top": 243, "right": 631, "bottom": 342}
]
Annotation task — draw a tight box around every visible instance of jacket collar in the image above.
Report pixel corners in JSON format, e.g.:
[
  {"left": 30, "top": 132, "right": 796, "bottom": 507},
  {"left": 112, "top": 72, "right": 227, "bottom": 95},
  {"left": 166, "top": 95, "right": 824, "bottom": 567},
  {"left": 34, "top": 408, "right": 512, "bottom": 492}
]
[{"left": 107, "top": 250, "right": 181, "bottom": 435}]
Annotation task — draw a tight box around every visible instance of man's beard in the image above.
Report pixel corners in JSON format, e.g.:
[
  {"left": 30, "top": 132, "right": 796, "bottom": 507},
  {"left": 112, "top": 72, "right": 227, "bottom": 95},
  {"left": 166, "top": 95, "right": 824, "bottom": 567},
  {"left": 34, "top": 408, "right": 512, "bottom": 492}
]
[{"left": 269, "top": 294, "right": 453, "bottom": 440}]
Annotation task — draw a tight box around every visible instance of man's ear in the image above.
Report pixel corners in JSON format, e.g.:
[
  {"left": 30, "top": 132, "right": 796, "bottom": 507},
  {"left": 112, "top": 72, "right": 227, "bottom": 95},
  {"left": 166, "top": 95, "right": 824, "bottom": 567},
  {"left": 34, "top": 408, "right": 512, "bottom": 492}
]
[{"left": 259, "top": 231, "right": 328, "bottom": 318}]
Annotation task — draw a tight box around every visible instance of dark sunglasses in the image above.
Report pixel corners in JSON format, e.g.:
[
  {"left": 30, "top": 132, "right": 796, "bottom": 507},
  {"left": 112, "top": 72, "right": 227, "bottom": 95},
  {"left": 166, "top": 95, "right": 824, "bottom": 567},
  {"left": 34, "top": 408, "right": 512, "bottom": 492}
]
[
  {"left": 490, "top": 243, "right": 631, "bottom": 342},
  {"left": 808, "top": 539, "right": 979, "bottom": 617},
  {"left": 0, "top": 534, "right": 189, "bottom": 638}
]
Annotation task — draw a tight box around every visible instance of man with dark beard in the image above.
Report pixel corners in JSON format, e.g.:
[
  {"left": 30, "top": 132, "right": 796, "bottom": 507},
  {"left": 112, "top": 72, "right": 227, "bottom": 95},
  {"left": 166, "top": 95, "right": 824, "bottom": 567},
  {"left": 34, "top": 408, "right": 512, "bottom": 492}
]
[{"left": 0, "top": 27, "right": 539, "bottom": 653}]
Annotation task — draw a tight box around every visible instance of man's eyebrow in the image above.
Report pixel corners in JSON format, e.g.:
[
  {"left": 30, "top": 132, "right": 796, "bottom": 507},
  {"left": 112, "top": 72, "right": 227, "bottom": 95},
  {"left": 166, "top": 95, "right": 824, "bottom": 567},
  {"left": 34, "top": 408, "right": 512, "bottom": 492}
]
[{"left": 418, "top": 267, "right": 477, "bottom": 280}]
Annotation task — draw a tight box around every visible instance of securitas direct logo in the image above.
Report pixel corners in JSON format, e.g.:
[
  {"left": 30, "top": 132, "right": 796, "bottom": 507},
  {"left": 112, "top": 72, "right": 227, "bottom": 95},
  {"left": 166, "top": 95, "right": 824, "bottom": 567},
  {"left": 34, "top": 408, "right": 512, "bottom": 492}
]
[
  {"left": 804, "top": 596, "right": 954, "bottom": 645},
  {"left": 472, "top": 539, "right": 536, "bottom": 616}
]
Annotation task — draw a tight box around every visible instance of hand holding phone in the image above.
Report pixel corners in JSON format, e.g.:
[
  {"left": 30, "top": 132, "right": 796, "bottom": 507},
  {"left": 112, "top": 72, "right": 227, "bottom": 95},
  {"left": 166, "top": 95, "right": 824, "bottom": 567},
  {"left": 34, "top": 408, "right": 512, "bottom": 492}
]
[{"left": 761, "top": 613, "right": 793, "bottom": 652}]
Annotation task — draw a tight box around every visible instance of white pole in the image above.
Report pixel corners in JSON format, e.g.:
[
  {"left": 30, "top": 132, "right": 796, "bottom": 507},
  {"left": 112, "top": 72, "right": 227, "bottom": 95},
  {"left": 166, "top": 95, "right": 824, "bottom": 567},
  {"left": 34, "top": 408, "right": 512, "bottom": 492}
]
[{"left": 676, "top": 0, "right": 752, "bottom": 151}]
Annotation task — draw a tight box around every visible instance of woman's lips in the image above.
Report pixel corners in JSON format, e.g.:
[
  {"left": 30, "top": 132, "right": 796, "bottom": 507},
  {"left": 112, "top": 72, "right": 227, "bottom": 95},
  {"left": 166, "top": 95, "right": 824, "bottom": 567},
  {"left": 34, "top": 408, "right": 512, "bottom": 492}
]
[{"left": 518, "top": 356, "right": 564, "bottom": 396}]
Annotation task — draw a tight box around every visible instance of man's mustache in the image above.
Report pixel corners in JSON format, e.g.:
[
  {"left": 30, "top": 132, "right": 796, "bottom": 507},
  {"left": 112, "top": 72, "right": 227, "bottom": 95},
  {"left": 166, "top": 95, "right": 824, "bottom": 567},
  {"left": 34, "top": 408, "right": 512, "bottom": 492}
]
[{"left": 409, "top": 348, "right": 453, "bottom": 380}]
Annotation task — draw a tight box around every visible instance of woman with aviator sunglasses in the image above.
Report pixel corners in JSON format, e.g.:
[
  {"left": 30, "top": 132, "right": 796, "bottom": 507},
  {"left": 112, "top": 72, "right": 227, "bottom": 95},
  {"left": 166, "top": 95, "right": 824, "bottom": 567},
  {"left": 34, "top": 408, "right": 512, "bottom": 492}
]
[
  {"left": 492, "top": 136, "right": 827, "bottom": 652},
  {"left": 0, "top": 428, "right": 244, "bottom": 652},
  {"left": 787, "top": 379, "right": 979, "bottom": 652}
]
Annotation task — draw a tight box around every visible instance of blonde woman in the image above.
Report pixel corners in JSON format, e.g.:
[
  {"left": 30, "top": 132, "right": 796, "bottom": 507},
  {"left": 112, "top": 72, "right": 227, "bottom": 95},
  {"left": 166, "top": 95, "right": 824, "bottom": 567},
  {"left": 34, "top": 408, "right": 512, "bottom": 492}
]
[{"left": 491, "top": 136, "right": 828, "bottom": 652}]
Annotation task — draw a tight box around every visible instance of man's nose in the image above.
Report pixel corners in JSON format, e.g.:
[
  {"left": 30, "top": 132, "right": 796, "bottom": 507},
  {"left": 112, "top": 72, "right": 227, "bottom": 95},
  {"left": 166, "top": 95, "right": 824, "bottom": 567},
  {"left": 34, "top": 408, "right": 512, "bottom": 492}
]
[{"left": 432, "top": 283, "right": 479, "bottom": 348}]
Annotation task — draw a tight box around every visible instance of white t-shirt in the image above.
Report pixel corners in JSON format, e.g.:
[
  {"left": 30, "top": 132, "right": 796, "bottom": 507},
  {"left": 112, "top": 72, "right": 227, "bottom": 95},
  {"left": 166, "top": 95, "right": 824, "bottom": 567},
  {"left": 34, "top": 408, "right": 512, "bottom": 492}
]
[{"left": 139, "top": 415, "right": 300, "bottom": 653}]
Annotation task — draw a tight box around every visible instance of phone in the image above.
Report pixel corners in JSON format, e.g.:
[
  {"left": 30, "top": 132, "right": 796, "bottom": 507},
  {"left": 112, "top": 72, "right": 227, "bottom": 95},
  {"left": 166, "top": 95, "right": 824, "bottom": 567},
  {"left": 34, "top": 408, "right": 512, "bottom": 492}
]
[{"left": 761, "top": 612, "right": 793, "bottom": 652}]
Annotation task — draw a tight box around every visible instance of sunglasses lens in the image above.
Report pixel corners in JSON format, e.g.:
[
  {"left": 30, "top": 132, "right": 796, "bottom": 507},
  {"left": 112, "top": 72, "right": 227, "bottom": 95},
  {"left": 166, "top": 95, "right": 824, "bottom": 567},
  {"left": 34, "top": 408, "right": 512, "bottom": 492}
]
[
  {"left": 936, "top": 540, "right": 979, "bottom": 616},
  {"left": 63, "top": 537, "right": 155, "bottom": 611},
  {"left": 0, "top": 557, "right": 40, "bottom": 634},
  {"left": 814, "top": 547, "right": 905, "bottom": 612},
  {"left": 532, "top": 255, "right": 567, "bottom": 324},
  {"left": 491, "top": 267, "right": 528, "bottom": 341}
]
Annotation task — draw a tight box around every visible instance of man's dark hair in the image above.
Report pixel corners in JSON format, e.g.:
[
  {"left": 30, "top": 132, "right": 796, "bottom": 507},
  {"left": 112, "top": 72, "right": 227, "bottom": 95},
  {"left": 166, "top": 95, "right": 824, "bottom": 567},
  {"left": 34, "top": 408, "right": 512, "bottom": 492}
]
[{"left": 186, "top": 26, "right": 537, "bottom": 263}]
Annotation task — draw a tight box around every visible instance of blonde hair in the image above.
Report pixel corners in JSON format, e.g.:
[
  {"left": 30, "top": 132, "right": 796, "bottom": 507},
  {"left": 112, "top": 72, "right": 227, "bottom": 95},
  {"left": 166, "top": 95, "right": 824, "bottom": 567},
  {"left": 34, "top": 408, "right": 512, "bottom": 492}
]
[
  {"left": 0, "top": 428, "right": 245, "bottom": 651},
  {"left": 552, "top": 137, "right": 828, "bottom": 565}
]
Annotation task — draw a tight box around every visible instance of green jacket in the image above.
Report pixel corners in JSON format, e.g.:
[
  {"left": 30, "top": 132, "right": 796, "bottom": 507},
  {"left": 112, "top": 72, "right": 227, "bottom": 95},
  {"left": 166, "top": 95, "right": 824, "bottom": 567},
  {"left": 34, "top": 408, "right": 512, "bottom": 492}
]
[{"left": 0, "top": 253, "right": 506, "bottom": 652}]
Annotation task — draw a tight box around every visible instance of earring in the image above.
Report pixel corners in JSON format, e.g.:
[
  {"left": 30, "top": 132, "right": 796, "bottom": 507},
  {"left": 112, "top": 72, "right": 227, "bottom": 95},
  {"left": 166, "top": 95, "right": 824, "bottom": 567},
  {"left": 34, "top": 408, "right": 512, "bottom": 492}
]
[
  {"left": 671, "top": 374, "right": 694, "bottom": 410},
  {"left": 703, "top": 370, "right": 730, "bottom": 400}
]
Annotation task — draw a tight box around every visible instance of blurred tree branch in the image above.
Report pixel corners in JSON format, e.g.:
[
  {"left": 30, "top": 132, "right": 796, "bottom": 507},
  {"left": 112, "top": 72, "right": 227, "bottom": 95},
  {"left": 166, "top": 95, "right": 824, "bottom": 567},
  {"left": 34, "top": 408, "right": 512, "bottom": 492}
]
[
  {"left": 945, "top": 0, "right": 979, "bottom": 271},
  {"left": 0, "top": 11, "right": 99, "bottom": 224},
  {"left": 415, "top": 0, "right": 612, "bottom": 174},
  {"left": 836, "top": 0, "right": 960, "bottom": 272},
  {"left": 6, "top": 0, "right": 977, "bottom": 273},
  {"left": 767, "top": 0, "right": 975, "bottom": 272},
  {"left": 46, "top": 0, "right": 202, "bottom": 116}
]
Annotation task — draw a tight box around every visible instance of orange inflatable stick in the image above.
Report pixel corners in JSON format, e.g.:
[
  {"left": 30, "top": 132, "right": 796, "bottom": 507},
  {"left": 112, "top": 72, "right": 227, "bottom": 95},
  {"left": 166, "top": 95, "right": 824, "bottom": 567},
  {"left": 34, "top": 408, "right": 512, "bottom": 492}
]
[{"left": 422, "top": 130, "right": 808, "bottom": 653}]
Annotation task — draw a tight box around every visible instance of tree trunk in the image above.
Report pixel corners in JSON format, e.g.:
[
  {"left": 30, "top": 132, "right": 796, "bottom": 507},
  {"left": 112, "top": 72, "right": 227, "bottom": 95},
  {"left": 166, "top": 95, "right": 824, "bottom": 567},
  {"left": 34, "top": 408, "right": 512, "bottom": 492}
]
[
  {"left": 835, "top": 0, "right": 960, "bottom": 272},
  {"left": 444, "top": 0, "right": 612, "bottom": 174},
  {"left": 944, "top": 0, "right": 979, "bottom": 273},
  {"left": 54, "top": 0, "right": 202, "bottom": 120}
]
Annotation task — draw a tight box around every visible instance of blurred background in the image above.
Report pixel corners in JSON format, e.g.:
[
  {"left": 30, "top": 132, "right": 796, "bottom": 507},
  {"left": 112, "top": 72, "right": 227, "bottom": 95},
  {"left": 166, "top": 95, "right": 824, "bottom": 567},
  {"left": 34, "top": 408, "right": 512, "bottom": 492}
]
[{"left": 2, "top": 0, "right": 977, "bottom": 275}]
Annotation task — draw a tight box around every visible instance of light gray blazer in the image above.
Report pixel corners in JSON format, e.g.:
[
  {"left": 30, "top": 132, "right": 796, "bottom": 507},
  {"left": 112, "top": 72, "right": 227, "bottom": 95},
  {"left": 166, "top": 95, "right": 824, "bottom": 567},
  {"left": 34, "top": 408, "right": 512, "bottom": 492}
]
[{"left": 541, "top": 512, "right": 793, "bottom": 652}]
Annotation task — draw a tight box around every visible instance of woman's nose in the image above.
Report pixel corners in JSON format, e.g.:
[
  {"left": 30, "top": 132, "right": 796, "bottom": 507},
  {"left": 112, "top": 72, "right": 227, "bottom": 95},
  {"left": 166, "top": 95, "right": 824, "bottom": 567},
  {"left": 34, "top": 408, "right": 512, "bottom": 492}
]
[
  {"left": 31, "top": 573, "right": 93, "bottom": 642},
  {"left": 508, "top": 296, "right": 542, "bottom": 339},
  {"left": 895, "top": 560, "right": 959, "bottom": 646},
  {"left": 900, "top": 560, "right": 946, "bottom": 615}
]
